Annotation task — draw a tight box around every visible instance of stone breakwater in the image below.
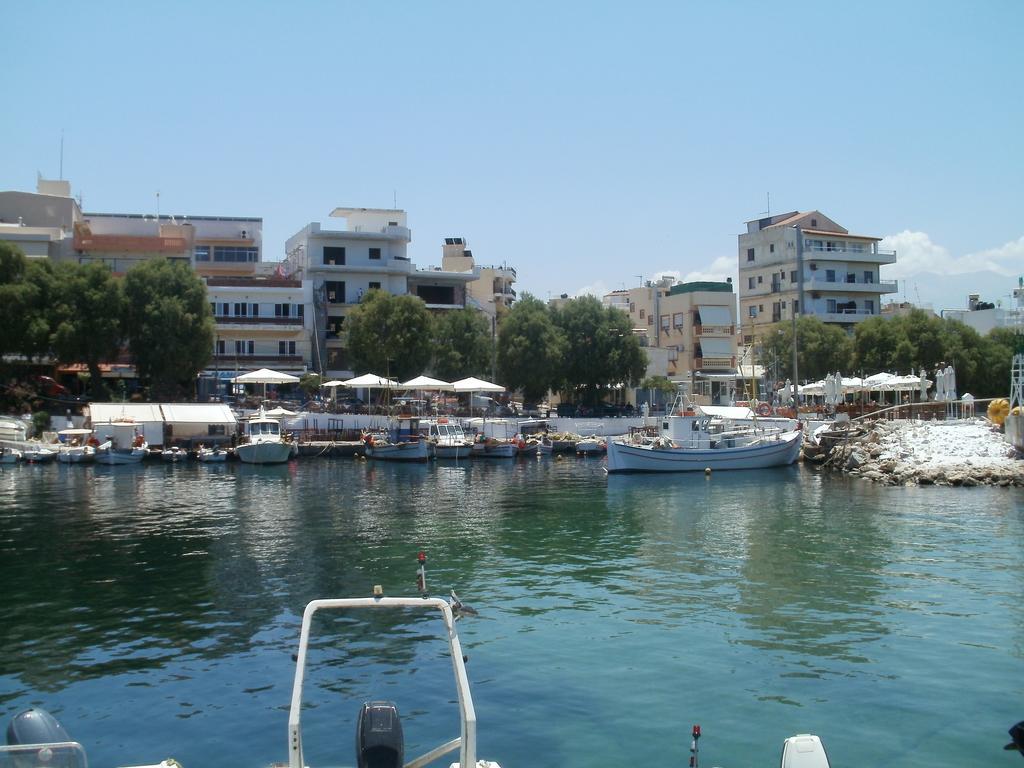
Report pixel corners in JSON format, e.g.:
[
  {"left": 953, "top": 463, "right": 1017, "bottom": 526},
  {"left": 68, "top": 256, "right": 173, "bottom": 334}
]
[{"left": 836, "top": 419, "right": 1024, "bottom": 486}]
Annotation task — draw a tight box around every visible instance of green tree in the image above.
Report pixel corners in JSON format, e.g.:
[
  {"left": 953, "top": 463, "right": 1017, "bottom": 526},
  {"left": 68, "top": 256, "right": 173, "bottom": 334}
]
[
  {"left": 298, "top": 373, "right": 322, "bottom": 399},
  {"left": 345, "top": 290, "right": 432, "bottom": 381},
  {"left": 48, "top": 262, "right": 125, "bottom": 400},
  {"left": 496, "top": 294, "right": 565, "bottom": 404},
  {"left": 759, "top": 317, "right": 854, "bottom": 381},
  {"left": 553, "top": 295, "right": 645, "bottom": 405},
  {"left": 123, "top": 259, "right": 214, "bottom": 400},
  {"left": 432, "top": 309, "right": 494, "bottom": 381},
  {"left": 974, "top": 329, "right": 1016, "bottom": 398},
  {"left": 0, "top": 242, "right": 53, "bottom": 360}
]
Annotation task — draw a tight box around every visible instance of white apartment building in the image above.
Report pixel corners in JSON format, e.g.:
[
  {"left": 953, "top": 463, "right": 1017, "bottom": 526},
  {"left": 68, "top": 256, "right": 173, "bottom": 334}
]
[
  {"left": 284, "top": 209, "right": 475, "bottom": 377},
  {"left": 941, "top": 283, "right": 1024, "bottom": 335},
  {"left": 440, "top": 237, "right": 517, "bottom": 321},
  {"left": 738, "top": 210, "right": 897, "bottom": 343}
]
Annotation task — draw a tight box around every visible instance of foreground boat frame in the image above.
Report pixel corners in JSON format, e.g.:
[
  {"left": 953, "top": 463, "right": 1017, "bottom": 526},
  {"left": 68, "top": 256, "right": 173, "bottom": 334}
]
[{"left": 288, "top": 595, "right": 478, "bottom": 768}]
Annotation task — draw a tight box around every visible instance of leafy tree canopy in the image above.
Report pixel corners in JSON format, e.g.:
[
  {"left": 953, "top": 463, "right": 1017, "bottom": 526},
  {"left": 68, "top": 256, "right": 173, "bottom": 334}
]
[
  {"left": 432, "top": 309, "right": 494, "bottom": 381},
  {"left": 345, "top": 290, "right": 432, "bottom": 381},
  {"left": 123, "top": 259, "right": 214, "bottom": 400},
  {"left": 496, "top": 294, "right": 565, "bottom": 403},
  {"left": 553, "top": 295, "right": 645, "bottom": 405}
]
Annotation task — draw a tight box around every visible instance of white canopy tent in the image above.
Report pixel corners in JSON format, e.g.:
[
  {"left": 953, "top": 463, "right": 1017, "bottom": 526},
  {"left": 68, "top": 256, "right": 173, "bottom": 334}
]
[
  {"left": 452, "top": 377, "right": 505, "bottom": 417},
  {"left": 343, "top": 373, "right": 400, "bottom": 412},
  {"left": 231, "top": 368, "right": 301, "bottom": 399}
]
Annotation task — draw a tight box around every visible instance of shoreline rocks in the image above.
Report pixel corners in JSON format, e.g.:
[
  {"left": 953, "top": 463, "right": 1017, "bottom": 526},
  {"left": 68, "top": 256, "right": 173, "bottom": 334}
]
[{"left": 829, "top": 418, "right": 1024, "bottom": 487}]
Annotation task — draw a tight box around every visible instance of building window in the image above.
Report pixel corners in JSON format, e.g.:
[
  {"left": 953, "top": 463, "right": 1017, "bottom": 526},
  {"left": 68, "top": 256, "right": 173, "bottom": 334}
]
[
  {"left": 648, "top": 315, "right": 653, "bottom": 325},
  {"left": 629, "top": 302, "right": 635, "bottom": 313},
  {"left": 757, "top": 275, "right": 763, "bottom": 284},
  {"left": 278, "top": 341, "right": 297, "bottom": 356},
  {"left": 235, "top": 340, "right": 255, "bottom": 355},
  {"left": 325, "top": 281, "right": 345, "bottom": 303},
  {"left": 827, "top": 299, "right": 837, "bottom": 313},
  {"left": 865, "top": 300, "right": 875, "bottom": 314},
  {"left": 216, "top": 339, "right": 225, "bottom": 355},
  {"left": 212, "top": 246, "right": 258, "bottom": 262},
  {"left": 806, "top": 239, "right": 823, "bottom": 251},
  {"left": 864, "top": 271, "right": 874, "bottom": 283},
  {"left": 661, "top": 314, "right": 670, "bottom": 330},
  {"left": 327, "top": 315, "right": 344, "bottom": 336},
  {"left": 746, "top": 248, "right": 755, "bottom": 262},
  {"left": 781, "top": 301, "right": 786, "bottom": 308},
  {"left": 758, "top": 304, "right": 764, "bottom": 312},
  {"left": 639, "top": 308, "right": 645, "bottom": 319},
  {"left": 324, "top": 246, "right": 346, "bottom": 265},
  {"left": 673, "top": 312, "right": 684, "bottom": 328},
  {"left": 195, "top": 245, "right": 211, "bottom": 261},
  {"left": 234, "top": 302, "right": 248, "bottom": 317},
  {"left": 826, "top": 241, "right": 841, "bottom": 252},
  {"left": 850, "top": 242, "right": 865, "bottom": 253},
  {"left": 748, "top": 306, "right": 757, "bottom": 318},
  {"left": 369, "top": 247, "right": 381, "bottom": 260},
  {"left": 210, "top": 302, "right": 216, "bottom": 315},
  {"left": 769, "top": 243, "right": 775, "bottom": 253},
  {"left": 793, "top": 300, "right": 799, "bottom": 313},
  {"left": 297, "top": 304, "right": 304, "bottom": 318},
  {"left": 275, "top": 303, "right": 289, "bottom": 317},
  {"left": 208, "top": 424, "right": 226, "bottom": 436},
  {"left": 790, "top": 270, "right": 797, "bottom": 282},
  {"left": 369, "top": 281, "right": 381, "bottom": 290},
  {"left": 825, "top": 269, "right": 836, "bottom": 283},
  {"left": 811, "top": 218, "right": 818, "bottom": 227},
  {"left": 846, "top": 273, "right": 856, "bottom": 283},
  {"left": 251, "top": 303, "right": 259, "bottom": 317},
  {"left": 747, "top": 276, "right": 755, "bottom": 289}
]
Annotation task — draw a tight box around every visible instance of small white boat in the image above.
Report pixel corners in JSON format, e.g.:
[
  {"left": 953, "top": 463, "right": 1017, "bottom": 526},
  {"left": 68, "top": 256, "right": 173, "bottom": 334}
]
[
  {"left": 196, "top": 446, "right": 228, "bottom": 463},
  {"left": 56, "top": 429, "right": 96, "bottom": 464},
  {"left": 425, "top": 419, "right": 474, "bottom": 459},
  {"left": 607, "top": 400, "right": 802, "bottom": 473},
  {"left": 575, "top": 435, "right": 606, "bottom": 455},
  {"left": 0, "top": 446, "right": 22, "bottom": 464},
  {"left": 364, "top": 417, "right": 429, "bottom": 462},
  {"left": 21, "top": 446, "right": 57, "bottom": 463},
  {"left": 93, "top": 419, "right": 148, "bottom": 465},
  {"left": 236, "top": 408, "right": 293, "bottom": 465},
  {"left": 160, "top": 446, "right": 188, "bottom": 462},
  {"left": 537, "top": 436, "right": 553, "bottom": 455},
  {"left": 471, "top": 437, "right": 518, "bottom": 458}
]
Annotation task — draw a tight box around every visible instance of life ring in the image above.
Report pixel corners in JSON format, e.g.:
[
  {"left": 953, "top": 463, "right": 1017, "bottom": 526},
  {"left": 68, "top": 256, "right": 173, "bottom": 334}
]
[{"left": 756, "top": 403, "right": 772, "bottom": 417}]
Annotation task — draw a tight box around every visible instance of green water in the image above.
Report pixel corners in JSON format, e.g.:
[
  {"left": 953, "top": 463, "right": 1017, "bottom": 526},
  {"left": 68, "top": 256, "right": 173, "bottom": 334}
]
[{"left": 0, "top": 458, "right": 1022, "bottom": 767}]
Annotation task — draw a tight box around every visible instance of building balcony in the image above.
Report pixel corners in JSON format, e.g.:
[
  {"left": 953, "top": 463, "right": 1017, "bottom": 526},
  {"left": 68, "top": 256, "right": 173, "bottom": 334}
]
[
  {"left": 211, "top": 354, "right": 305, "bottom": 366},
  {"left": 214, "top": 316, "right": 304, "bottom": 328},
  {"left": 807, "top": 278, "right": 898, "bottom": 294},
  {"left": 804, "top": 247, "right": 896, "bottom": 265},
  {"left": 73, "top": 230, "right": 192, "bottom": 255},
  {"left": 814, "top": 310, "right": 877, "bottom": 324},
  {"left": 695, "top": 324, "right": 735, "bottom": 336},
  {"left": 695, "top": 356, "right": 736, "bottom": 370}
]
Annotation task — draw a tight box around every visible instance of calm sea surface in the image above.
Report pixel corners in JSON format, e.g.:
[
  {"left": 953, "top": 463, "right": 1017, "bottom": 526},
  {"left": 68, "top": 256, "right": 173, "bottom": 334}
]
[{"left": 0, "top": 457, "right": 1022, "bottom": 767}]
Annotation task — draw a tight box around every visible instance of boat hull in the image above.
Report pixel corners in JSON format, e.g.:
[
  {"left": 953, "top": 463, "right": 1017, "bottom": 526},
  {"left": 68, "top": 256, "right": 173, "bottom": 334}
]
[
  {"left": 433, "top": 442, "right": 473, "bottom": 459},
  {"left": 95, "top": 448, "right": 146, "bottom": 465},
  {"left": 607, "top": 430, "right": 803, "bottom": 473},
  {"left": 57, "top": 447, "right": 94, "bottom": 464},
  {"left": 472, "top": 441, "right": 517, "bottom": 458},
  {"left": 196, "top": 450, "right": 228, "bottom": 463},
  {"left": 236, "top": 441, "right": 293, "bottom": 465},
  {"left": 366, "top": 440, "right": 429, "bottom": 462}
]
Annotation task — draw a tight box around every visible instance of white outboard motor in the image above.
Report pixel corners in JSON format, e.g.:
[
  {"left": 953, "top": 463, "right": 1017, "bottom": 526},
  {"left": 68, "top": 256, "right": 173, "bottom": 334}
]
[
  {"left": 780, "top": 734, "right": 831, "bottom": 768},
  {"left": 356, "top": 701, "right": 404, "bottom": 768}
]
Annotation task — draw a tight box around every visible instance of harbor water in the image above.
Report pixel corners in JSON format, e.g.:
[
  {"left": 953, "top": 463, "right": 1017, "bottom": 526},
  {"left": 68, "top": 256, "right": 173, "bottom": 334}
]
[{"left": 1, "top": 458, "right": 1022, "bottom": 767}]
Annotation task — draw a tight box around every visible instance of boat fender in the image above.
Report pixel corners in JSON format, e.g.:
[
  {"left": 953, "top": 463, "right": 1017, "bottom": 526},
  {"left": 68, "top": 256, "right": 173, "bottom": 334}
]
[
  {"left": 517, "top": 439, "right": 525, "bottom": 449},
  {"left": 756, "top": 403, "right": 772, "bottom": 417}
]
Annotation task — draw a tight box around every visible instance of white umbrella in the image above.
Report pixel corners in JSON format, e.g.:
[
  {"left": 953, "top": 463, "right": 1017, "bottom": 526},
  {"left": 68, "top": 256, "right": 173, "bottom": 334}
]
[
  {"left": 321, "top": 379, "right": 346, "bottom": 388},
  {"left": 945, "top": 365, "right": 957, "bottom": 403},
  {"left": 231, "top": 367, "right": 300, "bottom": 399},
  {"left": 919, "top": 368, "right": 929, "bottom": 402},
  {"left": 452, "top": 376, "right": 505, "bottom": 417},
  {"left": 344, "top": 373, "right": 399, "bottom": 388},
  {"left": 401, "top": 375, "right": 454, "bottom": 391},
  {"left": 265, "top": 406, "right": 298, "bottom": 417}
]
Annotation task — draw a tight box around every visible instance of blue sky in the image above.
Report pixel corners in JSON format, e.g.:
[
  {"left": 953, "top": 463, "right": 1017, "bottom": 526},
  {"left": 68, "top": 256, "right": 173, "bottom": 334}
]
[{"left": 5, "top": 1, "right": 1023, "bottom": 312}]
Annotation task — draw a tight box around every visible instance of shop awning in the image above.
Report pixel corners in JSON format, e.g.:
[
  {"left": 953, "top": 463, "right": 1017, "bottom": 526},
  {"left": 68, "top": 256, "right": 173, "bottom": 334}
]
[
  {"left": 697, "top": 305, "right": 732, "bottom": 326},
  {"left": 697, "top": 338, "right": 733, "bottom": 357}
]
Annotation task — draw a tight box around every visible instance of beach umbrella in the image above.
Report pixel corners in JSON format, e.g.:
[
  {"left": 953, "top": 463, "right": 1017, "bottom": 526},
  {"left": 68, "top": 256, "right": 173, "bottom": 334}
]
[
  {"left": 343, "top": 373, "right": 400, "bottom": 412},
  {"left": 945, "top": 365, "right": 957, "bottom": 403},
  {"left": 401, "top": 375, "right": 454, "bottom": 391},
  {"left": 231, "top": 367, "right": 300, "bottom": 399},
  {"left": 265, "top": 406, "right": 298, "bottom": 417},
  {"left": 452, "top": 376, "right": 505, "bottom": 417},
  {"left": 919, "top": 368, "right": 929, "bottom": 402}
]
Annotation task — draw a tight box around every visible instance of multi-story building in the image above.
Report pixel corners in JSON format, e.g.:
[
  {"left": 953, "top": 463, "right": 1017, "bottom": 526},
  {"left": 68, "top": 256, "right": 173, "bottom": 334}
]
[
  {"left": 440, "top": 237, "right": 517, "bottom": 321},
  {"left": 74, "top": 211, "right": 262, "bottom": 276},
  {"left": 604, "top": 278, "right": 738, "bottom": 404},
  {"left": 204, "top": 271, "right": 314, "bottom": 382},
  {"left": 284, "top": 209, "right": 475, "bottom": 377},
  {"left": 941, "top": 284, "right": 1024, "bottom": 335},
  {"left": 738, "top": 210, "right": 897, "bottom": 343},
  {"left": 0, "top": 178, "right": 82, "bottom": 259}
]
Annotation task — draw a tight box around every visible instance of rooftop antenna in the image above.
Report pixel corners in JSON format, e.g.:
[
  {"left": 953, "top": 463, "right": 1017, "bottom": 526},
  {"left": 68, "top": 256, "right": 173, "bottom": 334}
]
[
  {"left": 156, "top": 191, "right": 160, "bottom": 224},
  {"left": 393, "top": 189, "right": 397, "bottom": 209},
  {"left": 636, "top": 274, "right": 643, "bottom": 286}
]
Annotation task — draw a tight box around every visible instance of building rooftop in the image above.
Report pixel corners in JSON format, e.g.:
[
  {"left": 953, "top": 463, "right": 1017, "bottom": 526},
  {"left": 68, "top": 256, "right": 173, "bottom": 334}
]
[{"left": 667, "top": 281, "right": 734, "bottom": 296}]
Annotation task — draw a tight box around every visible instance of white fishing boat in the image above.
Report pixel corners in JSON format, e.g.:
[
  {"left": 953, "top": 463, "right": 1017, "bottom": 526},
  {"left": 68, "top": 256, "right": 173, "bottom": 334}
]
[
  {"left": 466, "top": 418, "right": 518, "bottom": 458},
  {"left": 0, "top": 416, "right": 28, "bottom": 444},
  {"left": 363, "top": 417, "right": 429, "bottom": 462},
  {"left": 56, "top": 428, "right": 96, "bottom": 464},
  {"left": 21, "top": 445, "right": 57, "bottom": 463},
  {"left": 425, "top": 419, "right": 474, "bottom": 459},
  {"left": 516, "top": 436, "right": 539, "bottom": 457},
  {"left": 160, "top": 446, "right": 188, "bottom": 462},
  {"left": 196, "top": 445, "right": 228, "bottom": 463},
  {"left": 0, "top": 446, "right": 22, "bottom": 464},
  {"left": 236, "top": 408, "right": 293, "bottom": 465},
  {"left": 93, "top": 419, "right": 148, "bottom": 465},
  {"left": 606, "top": 395, "right": 802, "bottom": 474}
]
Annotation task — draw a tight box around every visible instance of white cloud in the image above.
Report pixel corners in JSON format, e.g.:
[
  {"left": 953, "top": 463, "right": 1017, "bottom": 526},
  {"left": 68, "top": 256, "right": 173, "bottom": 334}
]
[
  {"left": 881, "top": 231, "right": 1024, "bottom": 280},
  {"left": 677, "top": 255, "right": 737, "bottom": 285},
  {"left": 572, "top": 280, "right": 610, "bottom": 298}
]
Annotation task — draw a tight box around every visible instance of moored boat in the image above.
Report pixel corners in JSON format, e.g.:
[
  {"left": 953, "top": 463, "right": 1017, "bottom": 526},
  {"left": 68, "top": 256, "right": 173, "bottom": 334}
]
[
  {"left": 424, "top": 419, "right": 473, "bottom": 459},
  {"left": 0, "top": 446, "right": 22, "bottom": 464},
  {"left": 196, "top": 445, "right": 228, "bottom": 462},
  {"left": 21, "top": 445, "right": 57, "bottom": 463},
  {"left": 236, "top": 408, "right": 293, "bottom": 465},
  {"left": 160, "top": 446, "right": 188, "bottom": 462},
  {"left": 56, "top": 428, "right": 96, "bottom": 464},
  {"left": 363, "top": 416, "right": 429, "bottom": 462},
  {"left": 93, "top": 419, "right": 148, "bottom": 465}
]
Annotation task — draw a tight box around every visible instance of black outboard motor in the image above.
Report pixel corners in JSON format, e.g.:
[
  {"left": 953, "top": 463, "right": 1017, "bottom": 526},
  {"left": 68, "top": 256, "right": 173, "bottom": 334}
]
[
  {"left": 356, "top": 701, "right": 404, "bottom": 768},
  {"left": 6, "top": 708, "right": 81, "bottom": 767}
]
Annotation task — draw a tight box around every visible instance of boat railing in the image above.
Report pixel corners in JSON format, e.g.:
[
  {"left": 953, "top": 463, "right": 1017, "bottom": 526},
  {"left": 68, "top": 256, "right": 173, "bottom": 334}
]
[
  {"left": 288, "top": 595, "right": 476, "bottom": 768},
  {"left": 0, "top": 741, "right": 88, "bottom": 767}
]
